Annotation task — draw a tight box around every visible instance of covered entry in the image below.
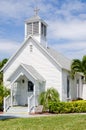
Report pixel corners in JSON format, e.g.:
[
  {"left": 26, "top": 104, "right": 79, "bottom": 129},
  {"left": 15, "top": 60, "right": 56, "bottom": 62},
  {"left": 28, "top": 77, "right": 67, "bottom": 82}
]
[
  {"left": 4, "top": 64, "right": 45, "bottom": 112},
  {"left": 12, "top": 77, "right": 34, "bottom": 106}
]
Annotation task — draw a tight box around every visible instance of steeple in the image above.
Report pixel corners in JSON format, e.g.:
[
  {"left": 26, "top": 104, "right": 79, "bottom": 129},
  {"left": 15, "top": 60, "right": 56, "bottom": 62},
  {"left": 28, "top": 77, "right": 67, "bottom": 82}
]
[{"left": 25, "top": 8, "right": 48, "bottom": 47}]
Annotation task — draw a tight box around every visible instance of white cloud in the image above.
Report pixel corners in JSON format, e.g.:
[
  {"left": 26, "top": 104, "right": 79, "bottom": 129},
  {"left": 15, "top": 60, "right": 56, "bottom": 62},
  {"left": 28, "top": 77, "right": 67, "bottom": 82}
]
[
  {"left": 0, "top": 0, "right": 86, "bottom": 60},
  {"left": 0, "top": 0, "right": 86, "bottom": 22},
  {"left": 0, "top": 0, "right": 35, "bottom": 22},
  {"left": 51, "top": 41, "right": 86, "bottom": 59},
  {"left": 0, "top": 39, "right": 20, "bottom": 54},
  {"left": 48, "top": 20, "right": 86, "bottom": 40},
  {"left": 55, "top": 0, "right": 86, "bottom": 21}
]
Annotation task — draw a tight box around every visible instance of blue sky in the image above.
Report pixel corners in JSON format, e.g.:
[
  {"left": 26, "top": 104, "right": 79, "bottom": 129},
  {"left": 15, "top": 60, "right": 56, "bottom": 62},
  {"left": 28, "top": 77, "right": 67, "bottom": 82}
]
[{"left": 0, "top": 0, "right": 86, "bottom": 61}]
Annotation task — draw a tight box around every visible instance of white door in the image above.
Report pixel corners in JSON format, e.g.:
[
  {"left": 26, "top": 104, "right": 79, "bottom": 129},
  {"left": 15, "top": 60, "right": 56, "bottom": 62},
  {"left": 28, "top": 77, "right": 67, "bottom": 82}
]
[{"left": 20, "top": 80, "right": 27, "bottom": 106}]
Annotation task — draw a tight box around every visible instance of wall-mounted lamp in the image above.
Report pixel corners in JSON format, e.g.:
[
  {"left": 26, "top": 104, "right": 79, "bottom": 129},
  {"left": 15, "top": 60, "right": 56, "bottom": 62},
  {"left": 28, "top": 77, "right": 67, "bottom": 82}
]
[{"left": 22, "top": 79, "right": 25, "bottom": 83}]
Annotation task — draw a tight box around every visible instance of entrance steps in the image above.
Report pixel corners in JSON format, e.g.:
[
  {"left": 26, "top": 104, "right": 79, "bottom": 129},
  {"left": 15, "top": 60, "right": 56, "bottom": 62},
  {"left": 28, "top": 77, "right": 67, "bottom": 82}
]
[{"left": 5, "top": 106, "right": 28, "bottom": 115}]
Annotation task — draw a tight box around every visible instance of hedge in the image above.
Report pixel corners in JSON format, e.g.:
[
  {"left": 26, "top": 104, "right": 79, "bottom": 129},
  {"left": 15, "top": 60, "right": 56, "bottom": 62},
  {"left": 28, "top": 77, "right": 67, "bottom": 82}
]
[{"left": 49, "top": 100, "right": 86, "bottom": 113}]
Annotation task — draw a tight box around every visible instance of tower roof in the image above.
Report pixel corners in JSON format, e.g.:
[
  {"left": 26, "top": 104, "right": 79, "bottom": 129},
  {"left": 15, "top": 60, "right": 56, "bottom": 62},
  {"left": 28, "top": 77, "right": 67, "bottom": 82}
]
[{"left": 25, "top": 15, "right": 48, "bottom": 26}]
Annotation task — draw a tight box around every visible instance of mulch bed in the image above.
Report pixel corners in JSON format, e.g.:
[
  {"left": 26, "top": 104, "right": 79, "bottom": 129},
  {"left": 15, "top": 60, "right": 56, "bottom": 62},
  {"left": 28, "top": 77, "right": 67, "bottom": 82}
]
[
  {"left": 30, "top": 112, "right": 54, "bottom": 115},
  {"left": 0, "top": 111, "right": 3, "bottom": 114},
  {"left": 0, "top": 109, "right": 3, "bottom": 114}
]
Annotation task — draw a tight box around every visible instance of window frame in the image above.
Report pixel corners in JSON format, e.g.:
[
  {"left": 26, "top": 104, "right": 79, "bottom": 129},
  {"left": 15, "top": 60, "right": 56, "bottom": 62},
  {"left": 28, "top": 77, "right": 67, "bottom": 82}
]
[
  {"left": 28, "top": 81, "right": 34, "bottom": 92},
  {"left": 67, "top": 76, "right": 70, "bottom": 98}
]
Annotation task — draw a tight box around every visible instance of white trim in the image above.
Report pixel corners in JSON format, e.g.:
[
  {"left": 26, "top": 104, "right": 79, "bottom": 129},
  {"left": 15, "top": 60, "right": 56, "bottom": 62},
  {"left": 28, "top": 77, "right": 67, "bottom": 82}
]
[
  {"left": 21, "top": 64, "right": 38, "bottom": 81},
  {"left": 31, "top": 37, "right": 62, "bottom": 68},
  {"left": 1, "top": 36, "right": 31, "bottom": 72},
  {"left": 1, "top": 36, "right": 63, "bottom": 72},
  {"left": 7, "top": 64, "right": 45, "bottom": 85},
  {"left": 10, "top": 72, "right": 24, "bottom": 85}
]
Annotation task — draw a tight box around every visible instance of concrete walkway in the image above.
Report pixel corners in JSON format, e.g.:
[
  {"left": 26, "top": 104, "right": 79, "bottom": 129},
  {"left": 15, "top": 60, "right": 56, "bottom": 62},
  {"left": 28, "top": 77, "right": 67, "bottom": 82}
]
[
  {"left": 0, "top": 112, "right": 55, "bottom": 120},
  {"left": 0, "top": 112, "right": 86, "bottom": 120}
]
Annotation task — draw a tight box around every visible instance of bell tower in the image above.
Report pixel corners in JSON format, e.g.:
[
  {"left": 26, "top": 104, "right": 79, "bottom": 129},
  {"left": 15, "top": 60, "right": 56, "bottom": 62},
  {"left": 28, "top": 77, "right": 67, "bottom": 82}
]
[{"left": 25, "top": 8, "right": 48, "bottom": 47}]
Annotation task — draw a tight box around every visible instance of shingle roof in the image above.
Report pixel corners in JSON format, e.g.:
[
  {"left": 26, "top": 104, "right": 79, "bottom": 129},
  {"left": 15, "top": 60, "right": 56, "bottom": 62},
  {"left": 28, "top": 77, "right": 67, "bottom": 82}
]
[
  {"left": 1, "top": 36, "right": 71, "bottom": 72},
  {"left": 22, "top": 64, "right": 45, "bottom": 81},
  {"left": 25, "top": 15, "right": 48, "bottom": 26},
  {"left": 45, "top": 47, "right": 71, "bottom": 70},
  {"left": 25, "top": 15, "right": 41, "bottom": 23},
  {"left": 8, "top": 64, "right": 45, "bottom": 82}
]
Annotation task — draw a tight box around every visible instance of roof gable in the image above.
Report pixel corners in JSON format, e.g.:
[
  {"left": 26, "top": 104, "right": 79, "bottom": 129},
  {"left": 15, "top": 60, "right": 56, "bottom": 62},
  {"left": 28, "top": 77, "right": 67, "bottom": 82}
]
[
  {"left": 8, "top": 64, "right": 45, "bottom": 84},
  {"left": 1, "top": 36, "right": 71, "bottom": 72},
  {"left": 46, "top": 47, "right": 71, "bottom": 70},
  {"left": 1, "top": 36, "right": 32, "bottom": 71}
]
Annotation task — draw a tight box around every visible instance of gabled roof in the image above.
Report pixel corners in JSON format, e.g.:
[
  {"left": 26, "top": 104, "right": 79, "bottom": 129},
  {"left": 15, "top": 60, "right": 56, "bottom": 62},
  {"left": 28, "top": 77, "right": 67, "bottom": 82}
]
[
  {"left": 8, "top": 64, "right": 45, "bottom": 82},
  {"left": 22, "top": 64, "right": 45, "bottom": 81},
  {"left": 1, "top": 36, "right": 71, "bottom": 72},
  {"left": 46, "top": 47, "right": 71, "bottom": 70}
]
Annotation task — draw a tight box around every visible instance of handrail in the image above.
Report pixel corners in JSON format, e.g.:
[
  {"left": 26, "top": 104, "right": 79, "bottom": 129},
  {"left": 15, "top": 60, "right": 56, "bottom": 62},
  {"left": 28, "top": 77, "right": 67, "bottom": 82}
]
[
  {"left": 28, "top": 94, "right": 35, "bottom": 113},
  {"left": 4, "top": 95, "right": 11, "bottom": 112}
]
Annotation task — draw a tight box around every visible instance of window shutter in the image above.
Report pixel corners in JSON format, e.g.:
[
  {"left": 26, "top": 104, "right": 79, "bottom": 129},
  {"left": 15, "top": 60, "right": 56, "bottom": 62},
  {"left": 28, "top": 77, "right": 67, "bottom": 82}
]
[
  {"left": 33, "top": 22, "right": 39, "bottom": 34},
  {"left": 27, "top": 23, "right": 32, "bottom": 35}
]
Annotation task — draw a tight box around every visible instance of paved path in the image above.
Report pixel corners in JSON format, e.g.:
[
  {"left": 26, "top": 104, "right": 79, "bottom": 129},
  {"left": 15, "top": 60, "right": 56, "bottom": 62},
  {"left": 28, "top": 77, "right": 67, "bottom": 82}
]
[
  {"left": 0, "top": 113, "right": 55, "bottom": 120},
  {"left": 0, "top": 113, "right": 86, "bottom": 120}
]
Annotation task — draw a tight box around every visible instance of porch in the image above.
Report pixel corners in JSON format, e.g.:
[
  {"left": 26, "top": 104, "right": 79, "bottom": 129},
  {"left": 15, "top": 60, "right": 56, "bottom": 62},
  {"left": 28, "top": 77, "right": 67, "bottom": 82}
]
[{"left": 4, "top": 64, "right": 45, "bottom": 113}]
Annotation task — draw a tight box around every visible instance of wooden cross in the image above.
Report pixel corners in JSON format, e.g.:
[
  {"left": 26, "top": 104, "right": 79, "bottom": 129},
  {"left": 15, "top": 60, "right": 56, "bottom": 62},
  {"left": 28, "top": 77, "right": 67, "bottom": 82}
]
[{"left": 34, "top": 7, "right": 40, "bottom": 16}]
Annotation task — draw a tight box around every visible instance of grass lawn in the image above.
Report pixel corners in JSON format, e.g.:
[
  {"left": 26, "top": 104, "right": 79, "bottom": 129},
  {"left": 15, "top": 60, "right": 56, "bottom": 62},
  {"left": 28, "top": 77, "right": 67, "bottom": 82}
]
[{"left": 0, "top": 114, "right": 86, "bottom": 130}]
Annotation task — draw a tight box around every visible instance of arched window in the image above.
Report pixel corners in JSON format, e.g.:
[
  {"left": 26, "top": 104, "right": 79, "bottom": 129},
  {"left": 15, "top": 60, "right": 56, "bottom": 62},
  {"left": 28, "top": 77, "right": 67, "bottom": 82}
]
[
  {"left": 41, "top": 23, "right": 46, "bottom": 37},
  {"left": 67, "top": 76, "right": 70, "bottom": 98},
  {"left": 28, "top": 81, "right": 34, "bottom": 92}
]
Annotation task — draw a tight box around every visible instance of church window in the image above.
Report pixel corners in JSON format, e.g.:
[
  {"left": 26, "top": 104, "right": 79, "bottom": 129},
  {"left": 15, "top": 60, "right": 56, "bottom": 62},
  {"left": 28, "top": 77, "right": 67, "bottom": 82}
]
[
  {"left": 28, "top": 81, "right": 34, "bottom": 92},
  {"left": 41, "top": 23, "right": 44, "bottom": 35},
  {"left": 77, "top": 79, "right": 79, "bottom": 97},
  {"left": 30, "top": 45, "right": 33, "bottom": 52},
  {"left": 44, "top": 25, "right": 46, "bottom": 36},
  {"left": 41, "top": 23, "right": 46, "bottom": 37},
  {"left": 67, "top": 76, "right": 70, "bottom": 98}
]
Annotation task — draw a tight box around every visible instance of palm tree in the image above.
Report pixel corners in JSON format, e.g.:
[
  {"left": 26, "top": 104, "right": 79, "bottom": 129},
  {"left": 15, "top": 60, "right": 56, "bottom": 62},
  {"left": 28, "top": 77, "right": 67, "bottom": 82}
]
[
  {"left": 38, "top": 88, "right": 60, "bottom": 111},
  {"left": 71, "top": 55, "right": 86, "bottom": 81}
]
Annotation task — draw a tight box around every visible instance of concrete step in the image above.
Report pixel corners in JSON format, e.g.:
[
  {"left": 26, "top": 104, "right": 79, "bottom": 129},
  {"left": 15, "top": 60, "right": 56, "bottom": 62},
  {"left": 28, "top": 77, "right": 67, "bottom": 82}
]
[{"left": 5, "top": 106, "right": 28, "bottom": 114}]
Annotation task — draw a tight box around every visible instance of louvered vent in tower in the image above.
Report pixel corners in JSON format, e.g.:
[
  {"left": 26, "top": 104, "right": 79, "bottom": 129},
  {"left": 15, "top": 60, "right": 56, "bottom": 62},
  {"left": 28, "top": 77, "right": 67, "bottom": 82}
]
[
  {"left": 27, "top": 22, "right": 39, "bottom": 35},
  {"left": 27, "top": 23, "right": 32, "bottom": 35},
  {"left": 25, "top": 15, "right": 47, "bottom": 46},
  {"left": 33, "top": 22, "right": 39, "bottom": 34}
]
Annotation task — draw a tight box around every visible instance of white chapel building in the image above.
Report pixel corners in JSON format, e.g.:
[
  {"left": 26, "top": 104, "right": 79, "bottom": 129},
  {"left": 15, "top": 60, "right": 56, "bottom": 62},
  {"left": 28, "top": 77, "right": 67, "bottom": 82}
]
[{"left": 2, "top": 12, "right": 85, "bottom": 113}]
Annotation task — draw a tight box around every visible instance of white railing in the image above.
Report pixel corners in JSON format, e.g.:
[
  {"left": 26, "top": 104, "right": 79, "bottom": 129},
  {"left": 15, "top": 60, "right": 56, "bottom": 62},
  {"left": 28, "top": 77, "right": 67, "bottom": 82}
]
[
  {"left": 28, "top": 94, "right": 35, "bottom": 113},
  {"left": 4, "top": 95, "right": 11, "bottom": 112}
]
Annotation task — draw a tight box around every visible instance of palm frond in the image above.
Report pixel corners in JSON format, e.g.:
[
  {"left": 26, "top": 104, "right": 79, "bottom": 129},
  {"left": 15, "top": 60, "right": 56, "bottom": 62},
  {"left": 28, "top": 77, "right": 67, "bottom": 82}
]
[{"left": 70, "top": 59, "right": 82, "bottom": 79}]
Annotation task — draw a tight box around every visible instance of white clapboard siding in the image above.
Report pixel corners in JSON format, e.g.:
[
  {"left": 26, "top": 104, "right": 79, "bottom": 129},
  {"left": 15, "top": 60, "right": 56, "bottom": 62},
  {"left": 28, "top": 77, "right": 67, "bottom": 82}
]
[{"left": 3, "top": 39, "right": 62, "bottom": 100}]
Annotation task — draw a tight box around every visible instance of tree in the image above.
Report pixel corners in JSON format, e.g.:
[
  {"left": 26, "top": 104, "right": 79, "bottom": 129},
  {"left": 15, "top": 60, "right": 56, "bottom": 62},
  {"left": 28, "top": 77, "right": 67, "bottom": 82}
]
[
  {"left": 0, "top": 58, "right": 8, "bottom": 84},
  {"left": 0, "top": 58, "right": 8, "bottom": 110},
  {"left": 0, "top": 58, "right": 8, "bottom": 69},
  {"left": 71, "top": 55, "right": 86, "bottom": 81},
  {"left": 38, "top": 88, "right": 60, "bottom": 111},
  {"left": 0, "top": 84, "right": 10, "bottom": 110}
]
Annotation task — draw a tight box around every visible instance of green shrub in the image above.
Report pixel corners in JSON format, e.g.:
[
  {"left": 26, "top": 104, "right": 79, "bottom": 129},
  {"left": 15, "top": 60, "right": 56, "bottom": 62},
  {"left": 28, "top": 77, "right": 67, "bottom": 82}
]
[
  {"left": 0, "top": 84, "right": 10, "bottom": 111},
  {"left": 49, "top": 100, "right": 86, "bottom": 113},
  {"left": 39, "top": 88, "right": 60, "bottom": 111}
]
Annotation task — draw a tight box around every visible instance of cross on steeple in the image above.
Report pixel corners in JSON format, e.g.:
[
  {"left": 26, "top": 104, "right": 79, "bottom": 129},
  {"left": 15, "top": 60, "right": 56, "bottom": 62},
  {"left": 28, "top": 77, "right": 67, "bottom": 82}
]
[{"left": 34, "top": 7, "right": 40, "bottom": 16}]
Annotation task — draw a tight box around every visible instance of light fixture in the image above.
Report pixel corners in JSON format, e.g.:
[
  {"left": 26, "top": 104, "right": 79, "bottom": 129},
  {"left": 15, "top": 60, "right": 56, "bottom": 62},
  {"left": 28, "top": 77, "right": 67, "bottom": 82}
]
[{"left": 22, "top": 79, "right": 25, "bottom": 83}]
